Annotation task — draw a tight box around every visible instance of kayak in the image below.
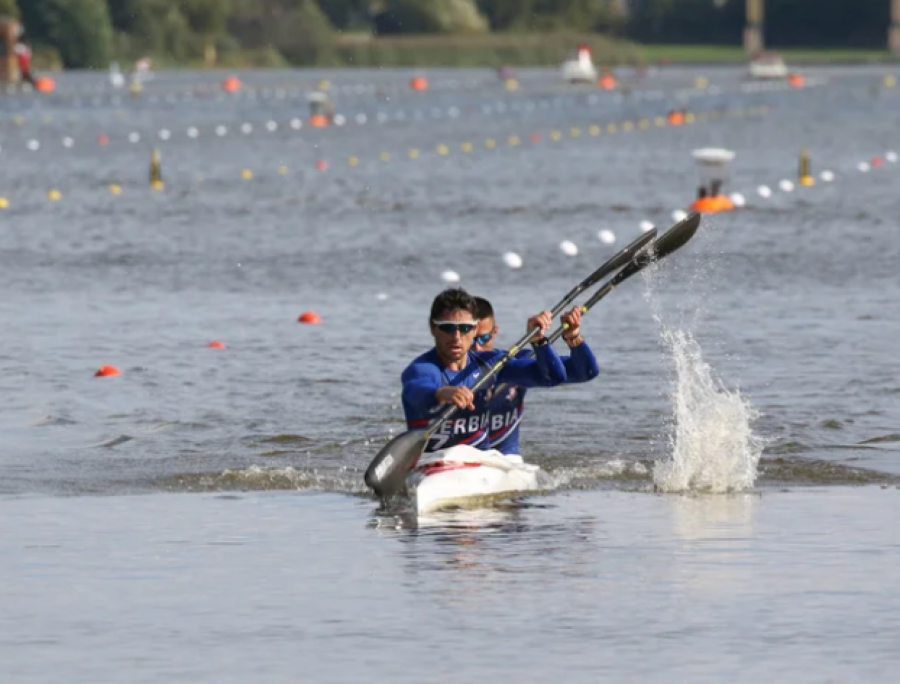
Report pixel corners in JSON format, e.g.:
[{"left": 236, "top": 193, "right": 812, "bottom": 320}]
[{"left": 407, "top": 444, "right": 545, "bottom": 515}]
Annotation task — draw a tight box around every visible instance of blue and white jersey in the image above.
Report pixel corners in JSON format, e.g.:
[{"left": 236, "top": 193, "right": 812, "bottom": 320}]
[
  {"left": 488, "top": 343, "right": 601, "bottom": 455},
  {"left": 401, "top": 346, "right": 566, "bottom": 453}
]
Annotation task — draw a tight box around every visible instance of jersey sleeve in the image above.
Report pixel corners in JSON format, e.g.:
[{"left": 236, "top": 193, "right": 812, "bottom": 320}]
[
  {"left": 401, "top": 363, "right": 443, "bottom": 421},
  {"left": 561, "top": 341, "right": 600, "bottom": 383},
  {"left": 496, "top": 343, "right": 567, "bottom": 387}
]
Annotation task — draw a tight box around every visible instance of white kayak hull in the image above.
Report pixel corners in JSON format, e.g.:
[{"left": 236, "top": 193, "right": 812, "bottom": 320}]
[{"left": 408, "top": 445, "right": 544, "bottom": 515}]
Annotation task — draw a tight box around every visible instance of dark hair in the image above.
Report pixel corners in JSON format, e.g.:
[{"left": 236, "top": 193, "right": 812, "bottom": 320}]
[
  {"left": 429, "top": 287, "right": 477, "bottom": 322},
  {"left": 473, "top": 296, "right": 494, "bottom": 321}
]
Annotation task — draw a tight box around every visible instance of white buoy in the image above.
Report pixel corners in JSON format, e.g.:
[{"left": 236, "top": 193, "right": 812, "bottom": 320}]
[
  {"left": 502, "top": 252, "right": 523, "bottom": 269},
  {"left": 559, "top": 240, "right": 578, "bottom": 256},
  {"left": 334, "top": 114, "right": 346, "bottom": 126},
  {"left": 159, "top": 129, "right": 171, "bottom": 140},
  {"left": 779, "top": 180, "right": 794, "bottom": 192},
  {"left": 639, "top": 220, "right": 655, "bottom": 233},
  {"left": 216, "top": 125, "right": 227, "bottom": 136},
  {"left": 598, "top": 229, "right": 616, "bottom": 245},
  {"left": 290, "top": 118, "right": 302, "bottom": 130},
  {"left": 857, "top": 161, "right": 871, "bottom": 172},
  {"left": 441, "top": 270, "right": 461, "bottom": 284},
  {"left": 266, "top": 121, "right": 278, "bottom": 132},
  {"left": 27, "top": 139, "right": 40, "bottom": 151},
  {"left": 671, "top": 209, "right": 688, "bottom": 223},
  {"left": 187, "top": 127, "right": 199, "bottom": 138},
  {"left": 729, "top": 192, "right": 746, "bottom": 207},
  {"left": 241, "top": 123, "right": 253, "bottom": 134},
  {"left": 757, "top": 185, "right": 772, "bottom": 198},
  {"left": 885, "top": 151, "right": 898, "bottom": 163},
  {"left": 62, "top": 137, "right": 74, "bottom": 148},
  {"left": 820, "top": 170, "right": 835, "bottom": 182},
  {"left": 376, "top": 293, "right": 389, "bottom": 301}
]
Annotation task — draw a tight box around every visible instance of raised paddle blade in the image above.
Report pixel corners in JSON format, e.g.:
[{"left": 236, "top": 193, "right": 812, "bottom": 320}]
[
  {"left": 545, "top": 213, "right": 702, "bottom": 344},
  {"left": 364, "top": 429, "right": 429, "bottom": 498},
  {"left": 613, "top": 211, "right": 701, "bottom": 283}
]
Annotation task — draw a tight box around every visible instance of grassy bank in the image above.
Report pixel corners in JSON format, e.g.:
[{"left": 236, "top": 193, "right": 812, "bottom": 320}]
[
  {"left": 33, "top": 34, "right": 899, "bottom": 71},
  {"left": 639, "top": 44, "right": 896, "bottom": 65}
]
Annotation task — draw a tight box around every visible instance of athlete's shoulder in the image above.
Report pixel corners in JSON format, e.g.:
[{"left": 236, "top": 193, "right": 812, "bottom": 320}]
[{"left": 401, "top": 349, "right": 441, "bottom": 379}]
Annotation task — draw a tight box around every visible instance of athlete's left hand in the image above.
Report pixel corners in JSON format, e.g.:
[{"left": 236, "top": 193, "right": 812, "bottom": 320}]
[
  {"left": 561, "top": 306, "right": 585, "bottom": 346},
  {"left": 526, "top": 310, "right": 552, "bottom": 342}
]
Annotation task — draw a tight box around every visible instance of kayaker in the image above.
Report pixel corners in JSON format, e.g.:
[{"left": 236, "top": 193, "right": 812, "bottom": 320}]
[
  {"left": 401, "top": 287, "right": 567, "bottom": 453},
  {"left": 473, "top": 296, "right": 599, "bottom": 456}
]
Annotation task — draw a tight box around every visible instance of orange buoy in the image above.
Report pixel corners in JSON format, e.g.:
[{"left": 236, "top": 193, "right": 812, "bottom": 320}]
[
  {"left": 207, "top": 341, "right": 226, "bottom": 349},
  {"left": 667, "top": 110, "right": 685, "bottom": 126},
  {"left": 315, "top": 160, "right": 328, "bottom": 171},
  {"left": 35, "top": 77, "right": 55, "bottom": 93},
  {"left": 309, "top": 114, "right": 329, "bottom": 128},
  {"left": 689, "top": 195, "right": 735, "bottom": 214},
  {"left": 222, "top": 76, "right": 242, "bottom": 93},
  {"left": 410, "top": 76, "right": 429, "bottom": 91},
  {"left": 788, "top": 74, "right": 805, "bottom": 88},
  {"left": 598, "top": 74, "right": 617, "bottom": 90},
  {"left": 94, "top": 365, "right": 121, "bottom": 377},
  {"left": 298, "top": 311, "right": 322, "bottom": 324},
  {"left": 871, "top": 156, "right": 884, "bottom": 168},
  {"left": 97, "top": 134, "right": 109, "bottom": 146},
  {"left": 530, "top": 133, "right": 542, "bottom": 143}
]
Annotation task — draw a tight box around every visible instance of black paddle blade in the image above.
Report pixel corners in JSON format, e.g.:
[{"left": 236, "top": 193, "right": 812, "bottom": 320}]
[
  {"left": 364, "top": 430, "right": 428, "bottom": 498},
  {"left": 615, "top": 212, "right": 701, "bottom": 282}
]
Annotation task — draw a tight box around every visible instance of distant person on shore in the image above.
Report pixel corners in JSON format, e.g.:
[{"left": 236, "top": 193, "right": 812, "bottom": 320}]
[{"left": 15, "top": 43, "right": 35, "bottom": 87}]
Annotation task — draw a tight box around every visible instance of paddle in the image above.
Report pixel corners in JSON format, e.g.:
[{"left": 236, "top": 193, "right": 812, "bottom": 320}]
[
  {"left": 363, "top": 228, "right": 659, "bottom": 499},
  {"left": 547, "top": 211, "right": 702, "bottom": 344}
]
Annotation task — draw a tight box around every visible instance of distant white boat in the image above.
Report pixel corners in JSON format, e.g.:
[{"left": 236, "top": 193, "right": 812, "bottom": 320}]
[
  {"left": 561, "top": 44, "right": 598, "bottom": 84},
  {"left": 748, "top": 52, "right": 788, "bottom": 80}
]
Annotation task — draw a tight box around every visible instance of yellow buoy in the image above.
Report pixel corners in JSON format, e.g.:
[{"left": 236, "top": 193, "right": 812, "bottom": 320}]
[
  {"left": 109, "top": 184, "right": 122, "bottom": 195},
  {"left": 0, "top": 197, "right": 9, "bottom": 209},
  {"left": 48, "top": 189, "right": 62, "bottom": 201},
  {"left": 241, "top": 169, "right": 253, "bottom": 179}
]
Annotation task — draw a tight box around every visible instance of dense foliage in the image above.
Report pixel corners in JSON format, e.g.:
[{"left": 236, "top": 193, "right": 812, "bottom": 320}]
[{"left": 0, "top": 0, "right": 893, "bottom": 69}]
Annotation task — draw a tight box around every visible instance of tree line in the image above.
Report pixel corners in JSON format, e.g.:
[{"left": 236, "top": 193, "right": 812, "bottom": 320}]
[{"left": 0, "top": 0, "right": 893, "bottom": 70}]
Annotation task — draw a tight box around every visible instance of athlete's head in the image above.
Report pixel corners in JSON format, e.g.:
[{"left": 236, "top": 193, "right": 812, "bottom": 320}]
[
  {"left": 429, "top": 287, "right": 478, "bottom": 364},
  {"left": 473, "top": 296, "right": 498, "bottom": 352}
]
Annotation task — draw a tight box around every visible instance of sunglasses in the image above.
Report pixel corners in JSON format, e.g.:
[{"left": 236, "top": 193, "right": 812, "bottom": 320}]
[
  {"left": 432, "top": 320, "right": 476, "bottom": 335},
  {"left": 474, "top": 330, "right": 495, "bottom": 346}
]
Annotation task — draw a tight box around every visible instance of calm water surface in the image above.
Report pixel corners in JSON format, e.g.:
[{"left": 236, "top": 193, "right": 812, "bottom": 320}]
[{"left": 1, "top": 65, "right": 899, "bottom": 681}]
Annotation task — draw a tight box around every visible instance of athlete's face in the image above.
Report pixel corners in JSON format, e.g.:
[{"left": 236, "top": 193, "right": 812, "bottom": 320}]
[
  {"left": 430, "top": 308, "right": 476, "bottom": 364},
  {"left": 473, "top": 317, "right": 497, "bottom": 352}
]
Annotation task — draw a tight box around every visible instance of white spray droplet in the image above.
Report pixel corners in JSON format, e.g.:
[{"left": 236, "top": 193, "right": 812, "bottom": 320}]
[
  {"left": 820, "top": 170, "right": 835, "bottom": 182},
  {"left": 376, "top": 293, "right": 389, "bottom": 301},
  {"left": 857, "top": 161, "right": 871, "bottom": 173},
  {"left": 729, "top": 192, "right": 746, "bottom": 207},
  {"left": 779, "top": 180, "right": 794, "bottom": 192},
  {"left": 757, "top": 185, "right": 772, "bottom": 198},
  {"left": 598, "top": 230, "right": 616, "bottom": 244},
  {"left": 885, "top": 151, "right": 898, "bottom": 163},
  {"left": 441, "top": 270, "right": 460, "bottom": 284},
  {"left": 639, "top": 220, "right": 655, "bottom": 233}
]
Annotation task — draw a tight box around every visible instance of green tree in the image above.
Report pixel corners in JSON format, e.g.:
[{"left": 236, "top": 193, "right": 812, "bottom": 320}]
[
  {"left": 373, "top": 0, "right": 488, "bottom": 34},
  {"left": 182, "top": 0, "right": 232, "bottom": 65},
  {"left": 0, "top": 0, "right": 19, "bottom": 19},
  {"left": 20, "top": 0, "right": 113, "bottom": 68},
  {"left": 315, "top": 0, "right": 370, "bottom": 31},
  {"left": 476, "top": 0, "right": 535, "bottom": 30}
]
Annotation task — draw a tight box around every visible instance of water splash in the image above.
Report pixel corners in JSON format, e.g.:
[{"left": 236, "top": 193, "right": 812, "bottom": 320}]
[
  {"left": 652, "top": 326, "right": 763, "bottom": 493},
  {"left": 639, "top": 222, "right": 764, "bottom": 493}
]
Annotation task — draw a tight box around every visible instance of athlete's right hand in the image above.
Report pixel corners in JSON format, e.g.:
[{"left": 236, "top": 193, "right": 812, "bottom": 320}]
[{"left": 435, "top": 386, "right": 475, "bottom": 410}]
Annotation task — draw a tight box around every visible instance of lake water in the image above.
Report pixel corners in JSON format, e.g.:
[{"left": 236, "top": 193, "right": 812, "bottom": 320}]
[{"left": 1, "top": 65, "right": 899, "bottom": 681}]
